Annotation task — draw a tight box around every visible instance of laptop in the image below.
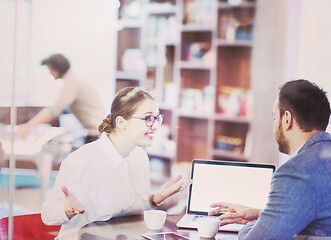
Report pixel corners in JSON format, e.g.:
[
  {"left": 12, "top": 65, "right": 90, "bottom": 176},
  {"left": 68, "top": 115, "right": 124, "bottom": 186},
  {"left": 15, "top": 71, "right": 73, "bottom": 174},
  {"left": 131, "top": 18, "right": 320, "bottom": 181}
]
[{"left": 177, "top": 159, "right": 275, "bottom": 232}]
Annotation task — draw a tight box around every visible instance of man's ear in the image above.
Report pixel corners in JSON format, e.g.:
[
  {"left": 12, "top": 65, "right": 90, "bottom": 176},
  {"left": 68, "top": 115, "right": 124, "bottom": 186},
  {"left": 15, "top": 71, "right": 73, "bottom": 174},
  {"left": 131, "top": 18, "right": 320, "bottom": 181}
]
[
  {"left": 282, "top": 110, "right": 294, "bottom": 131},
  {"left": 115, "top": 116, "right": 127, "bottom": 130}
]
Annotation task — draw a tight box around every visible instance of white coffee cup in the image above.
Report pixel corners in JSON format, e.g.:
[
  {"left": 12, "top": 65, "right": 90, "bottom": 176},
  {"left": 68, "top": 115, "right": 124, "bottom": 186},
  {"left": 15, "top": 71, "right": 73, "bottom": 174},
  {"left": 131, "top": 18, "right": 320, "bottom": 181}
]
[
  {"left": 197, "top": 217, "right": 220, "bottom": 238},
  {"left": 143, "top": 210, "right": 167, "bottom": 230}
]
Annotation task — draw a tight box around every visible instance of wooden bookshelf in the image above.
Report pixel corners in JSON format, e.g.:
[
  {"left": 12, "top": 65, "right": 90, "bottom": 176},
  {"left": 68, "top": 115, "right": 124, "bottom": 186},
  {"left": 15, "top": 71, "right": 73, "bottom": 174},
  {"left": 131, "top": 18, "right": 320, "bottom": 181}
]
[{"left": 115, "top": 0, "right": 257, "bottom": 163}]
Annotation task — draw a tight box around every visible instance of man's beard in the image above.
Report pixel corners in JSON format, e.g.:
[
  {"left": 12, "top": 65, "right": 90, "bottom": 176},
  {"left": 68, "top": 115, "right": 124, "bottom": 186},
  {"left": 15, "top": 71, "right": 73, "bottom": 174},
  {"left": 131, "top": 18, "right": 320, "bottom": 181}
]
[{"left": 276, "top": 121, "right": 290, "bottom": 154}]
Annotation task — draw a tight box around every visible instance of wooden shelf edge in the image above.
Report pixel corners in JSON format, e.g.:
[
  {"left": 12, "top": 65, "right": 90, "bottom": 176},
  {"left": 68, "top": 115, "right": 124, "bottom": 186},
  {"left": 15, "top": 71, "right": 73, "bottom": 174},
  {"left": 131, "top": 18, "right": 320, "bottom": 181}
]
[
  {"left": 144, "top": 38, "right": 178, "bottom": 46},
  {"left": 146, "top": 4, "right": 176, "bottom": 15},
  {"left": 181, "top": 25, "right": 214, "bottom": 32},
  {"left": 176, "top": 111, "right": 250, "bottom": 123},
  {"left": 158, "top": 103, "right": 175, "bottom": 111},
  {"left": 218, "top": 2, "right": 256, "bottom": 9},
  {"left": 212, "top": 149, "right": 248, "bottom": 161},
  {"left": 177, "top": 110, "right": 213, "bottom": 120},
  {"left": 214, "top": 113, "right": 251, "bottom": 123},
  {"left": 177, "top": 61, "right": 214, "bottom": 70},
  {"left": 116, "top": 71, "right": 145, "bottom": 80},
  {"left": 215, "top": 39, "right": 253, "bottom": 47},
  {"left": 147, "top": 150, "right": 174, "bottom": 160},
  {"left": 118, "top": 19, "right": 144, "bottom": 29}
]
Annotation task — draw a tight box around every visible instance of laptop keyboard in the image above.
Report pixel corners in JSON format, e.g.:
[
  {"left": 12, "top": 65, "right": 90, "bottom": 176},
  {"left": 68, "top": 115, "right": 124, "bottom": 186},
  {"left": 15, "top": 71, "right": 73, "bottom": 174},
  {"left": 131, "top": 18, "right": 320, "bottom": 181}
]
[
  {"left": 193, "top": 215, "right": 218, "bottom": 221},
  {"left": 216, "top": 236, "right": 238, "bottom": 240}
]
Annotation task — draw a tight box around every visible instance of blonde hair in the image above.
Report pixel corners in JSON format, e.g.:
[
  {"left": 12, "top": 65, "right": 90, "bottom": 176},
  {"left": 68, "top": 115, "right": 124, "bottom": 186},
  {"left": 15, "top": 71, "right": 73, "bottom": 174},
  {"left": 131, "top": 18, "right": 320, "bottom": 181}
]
[{"left": 98, "top": 87, "right": 154, "bottom": 134}]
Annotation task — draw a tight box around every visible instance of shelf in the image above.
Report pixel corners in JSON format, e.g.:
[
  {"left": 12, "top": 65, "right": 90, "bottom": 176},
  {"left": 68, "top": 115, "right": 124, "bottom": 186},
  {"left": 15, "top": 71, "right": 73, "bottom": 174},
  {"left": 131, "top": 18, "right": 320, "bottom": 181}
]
[
  {"left": 217, "top": 47, "right": 252, "bottom": 89},
  {"left": 118, "top": 19, "right": 144, "bottom": 29},
  {"left": 177, "top": 110, "right": 212, "bottom": 120},
  {"left": 146, "top": 149, "right": 174, "bottom": 160},
  {"left": 215, "top": 39, "right": 253, "bottom": 47},
  {"left": 181, "top": 25, "right": 214, "bottom": 32},
  {"left": 214, "top": 113, "right": 250, "bottom": 124},
  {"left": 176, "top": 112, "right": 250, "bottom": 123},
  {"left": 144, "top": 38, "right": 177, "bottom": 46},
  {"left": 147, "top": 4, "right": 176, "bottom": 15},
  {"left": 177, "top": 61, "right": 214, "bottom": 70},
  {"left": 218, "top": 2, "right": 257, "bottom": 9},
  {"left": 212, "top": 149, "right": 248, "bottom": 161},
  {"left": 115, "top": 71, "right": 145, "bottom": 80},
  {"left": 158, "top": 103, "right": 175, "bottom": 111},
  {"left": 177, "top": 117, "right": 209, "bottom": 162}
]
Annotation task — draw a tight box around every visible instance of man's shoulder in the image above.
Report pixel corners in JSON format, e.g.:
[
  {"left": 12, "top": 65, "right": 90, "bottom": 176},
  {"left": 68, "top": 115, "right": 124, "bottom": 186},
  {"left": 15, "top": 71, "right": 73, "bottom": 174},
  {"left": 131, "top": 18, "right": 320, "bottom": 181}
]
[
  {"left": 275, "top": 157, "right": 306, "bottom": 177},
  {"left": 301, "top": 132, "right": 331, "bottom": 161},
  {"left": 303, "top": 132, "right": 331, "bottom": 150},
  {"left": 276, "top": 135, "right": 331, "bottom": 179},
  {"left": 291, "top": 132, "right": 331, "bottom": 164}
]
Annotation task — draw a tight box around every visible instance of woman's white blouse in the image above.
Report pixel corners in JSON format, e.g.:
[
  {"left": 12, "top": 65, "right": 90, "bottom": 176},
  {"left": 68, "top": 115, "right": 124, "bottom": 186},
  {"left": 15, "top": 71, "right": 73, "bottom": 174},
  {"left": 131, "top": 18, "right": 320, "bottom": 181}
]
[{"left": 41, "top": 132, "right": 151, "bottom": 239}]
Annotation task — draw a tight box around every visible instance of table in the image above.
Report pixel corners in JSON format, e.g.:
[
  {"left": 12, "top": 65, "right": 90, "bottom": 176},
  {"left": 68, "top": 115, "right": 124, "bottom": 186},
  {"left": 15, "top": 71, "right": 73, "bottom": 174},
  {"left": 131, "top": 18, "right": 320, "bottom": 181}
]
[
  {"left": 78, "top": 214, "right": 238, "bottom": 240},
  {"left": 1, "top": 125, "right": 67, "bottom": 161},
  {"left": 0, "top": 125, "right": 71, "bottom": 199}
]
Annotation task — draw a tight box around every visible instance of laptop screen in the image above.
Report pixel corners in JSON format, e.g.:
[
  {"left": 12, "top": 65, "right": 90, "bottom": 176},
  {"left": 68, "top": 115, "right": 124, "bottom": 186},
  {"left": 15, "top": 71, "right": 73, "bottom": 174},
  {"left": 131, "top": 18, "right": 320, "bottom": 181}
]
[{"left": 187, "top": 160, "right": 275, "bottom": 215}]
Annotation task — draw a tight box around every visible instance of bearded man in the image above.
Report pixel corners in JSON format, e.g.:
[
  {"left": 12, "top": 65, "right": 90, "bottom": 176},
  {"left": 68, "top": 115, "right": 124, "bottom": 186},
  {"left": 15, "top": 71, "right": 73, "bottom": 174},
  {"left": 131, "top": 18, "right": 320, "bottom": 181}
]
[{"left": 209, "top": 79, "right": 331, "bottom": 239}]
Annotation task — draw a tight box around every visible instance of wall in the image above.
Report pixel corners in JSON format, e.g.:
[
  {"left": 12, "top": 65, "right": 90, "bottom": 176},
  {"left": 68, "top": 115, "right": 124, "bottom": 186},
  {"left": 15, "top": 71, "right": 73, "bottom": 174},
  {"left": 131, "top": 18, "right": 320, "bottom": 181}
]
[
  {"left": 298, "top": 0, "right": 331, "bottom": 97},
  {"left": 250, "top": 0, "right": 288, "bottom": 166},
  {"left": 251, "top": 0, "right": 331, "bottom": 167},
  {"left": 29, "top": 0, "right": 118, "bottom": 111}
]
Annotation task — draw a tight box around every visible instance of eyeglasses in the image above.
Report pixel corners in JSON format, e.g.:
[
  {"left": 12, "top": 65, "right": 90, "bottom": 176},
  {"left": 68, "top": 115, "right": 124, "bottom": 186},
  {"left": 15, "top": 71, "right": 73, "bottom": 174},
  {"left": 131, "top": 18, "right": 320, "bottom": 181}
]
[{"left": 131, "top": 114, "right": 164, "bottom": 127}]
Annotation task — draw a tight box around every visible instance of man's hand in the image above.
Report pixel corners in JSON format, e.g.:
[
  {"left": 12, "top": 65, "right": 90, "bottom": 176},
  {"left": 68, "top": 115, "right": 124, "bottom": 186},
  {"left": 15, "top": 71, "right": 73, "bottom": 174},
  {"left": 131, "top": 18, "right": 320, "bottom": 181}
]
[
  {"left": 208, "top": 202, "right": 260, "bottom": 226},
  {"left": 62, "top": 186, "right": 85, "bottom": 219}
]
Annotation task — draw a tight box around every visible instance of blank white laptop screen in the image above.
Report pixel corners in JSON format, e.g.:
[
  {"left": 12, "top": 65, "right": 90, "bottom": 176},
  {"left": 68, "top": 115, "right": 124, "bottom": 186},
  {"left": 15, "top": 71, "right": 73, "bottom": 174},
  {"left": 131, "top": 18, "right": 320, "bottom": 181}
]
[{"left": 188, "top": 160, "right": 275, "bottom": 214}]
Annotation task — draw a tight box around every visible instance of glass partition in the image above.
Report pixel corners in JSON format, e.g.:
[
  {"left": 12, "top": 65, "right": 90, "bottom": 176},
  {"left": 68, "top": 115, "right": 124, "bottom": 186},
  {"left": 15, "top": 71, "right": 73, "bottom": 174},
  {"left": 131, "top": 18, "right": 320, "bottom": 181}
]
[{"left": 1, "top": 0, "right": 116, "bottom": 239}]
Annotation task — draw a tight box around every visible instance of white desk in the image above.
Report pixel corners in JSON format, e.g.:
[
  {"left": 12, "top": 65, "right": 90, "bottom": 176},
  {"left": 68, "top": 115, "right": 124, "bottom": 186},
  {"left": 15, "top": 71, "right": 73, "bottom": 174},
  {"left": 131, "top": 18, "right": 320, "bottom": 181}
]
[
  {"left": 0, "top": 125, "right": 69, "bottom": 199},
  {"left": 1, "top": 125, "right": 66, "bottom": 159}
]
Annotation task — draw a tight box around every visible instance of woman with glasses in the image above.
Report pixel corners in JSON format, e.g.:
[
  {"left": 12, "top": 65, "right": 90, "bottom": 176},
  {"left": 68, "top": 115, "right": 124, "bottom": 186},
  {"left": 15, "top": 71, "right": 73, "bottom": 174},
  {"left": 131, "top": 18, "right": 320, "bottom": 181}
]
[{"left": 41, "top": 87, "right": 190, "bottom": 240}]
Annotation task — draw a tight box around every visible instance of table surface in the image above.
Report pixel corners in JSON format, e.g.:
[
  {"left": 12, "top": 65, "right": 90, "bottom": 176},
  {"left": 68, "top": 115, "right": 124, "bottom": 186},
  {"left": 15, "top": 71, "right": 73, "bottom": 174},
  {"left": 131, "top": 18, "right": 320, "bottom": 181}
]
[
  {"left": 1, "top": 125, "right": 66, "bottom": 160},
  {"left": 78, "top": 214, "right": 238, "bottom": 240}
]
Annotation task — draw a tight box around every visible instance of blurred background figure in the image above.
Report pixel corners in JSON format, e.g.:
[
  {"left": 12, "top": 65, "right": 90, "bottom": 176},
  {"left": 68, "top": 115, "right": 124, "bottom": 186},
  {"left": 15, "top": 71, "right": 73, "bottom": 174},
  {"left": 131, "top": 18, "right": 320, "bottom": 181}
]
[
  {"left": 18, "top": 53, "right": 106, "bottom": 144},
  {"left": 0, "top": 141, "right": 3, "bottom": 170}
]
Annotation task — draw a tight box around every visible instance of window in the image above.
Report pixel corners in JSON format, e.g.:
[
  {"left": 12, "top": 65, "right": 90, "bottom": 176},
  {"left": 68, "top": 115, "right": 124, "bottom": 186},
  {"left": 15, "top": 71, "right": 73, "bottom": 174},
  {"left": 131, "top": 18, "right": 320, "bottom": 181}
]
[{"left": 0, "top": 0, "right": 32, "bottom": 105}]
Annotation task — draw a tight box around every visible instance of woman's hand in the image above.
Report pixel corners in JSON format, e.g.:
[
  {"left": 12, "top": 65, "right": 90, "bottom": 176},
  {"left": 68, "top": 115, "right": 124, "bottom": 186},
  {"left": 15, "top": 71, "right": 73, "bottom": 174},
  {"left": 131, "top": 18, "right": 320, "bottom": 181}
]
[
  {"left": 208, "top": 202, "right": 260, "bottom": 226},
  {"left": 62, "top": 186, "right": 85, "bottom": 219},
  {"left": 154, "top": 175, "right": 192, "bottom": 204}
]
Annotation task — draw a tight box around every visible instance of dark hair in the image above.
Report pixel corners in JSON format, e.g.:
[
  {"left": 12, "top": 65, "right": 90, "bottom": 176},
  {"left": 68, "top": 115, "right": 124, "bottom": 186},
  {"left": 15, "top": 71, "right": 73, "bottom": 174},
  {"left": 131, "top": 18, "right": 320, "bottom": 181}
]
[
  {"left": 41, "top": 53, "right": 70, "bottom": 78},
  {"left": 98, "top": 87, "right": 155, "bottom": 134},
  {"left": 279, "top": 79, "right": 331, "bottom": 132}
]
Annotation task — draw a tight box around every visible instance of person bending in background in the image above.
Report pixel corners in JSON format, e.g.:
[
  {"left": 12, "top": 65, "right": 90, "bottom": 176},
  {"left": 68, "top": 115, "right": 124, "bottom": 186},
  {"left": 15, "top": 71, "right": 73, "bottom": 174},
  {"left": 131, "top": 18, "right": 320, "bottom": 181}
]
[
  {"left": 41, "top": 87, "right": 191, "bottom": 240},
  {"left": 208, "top": 79, "right": 331, "bottom": 239},
  {"left": 209, "top": 80, "right": 331, "bottom": 240},
  {"left": 0, "top": 142, "right": 3, "bottom": 170},
  {"left": 18, "top": 53, "right": 106, "bottom": 143}
]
